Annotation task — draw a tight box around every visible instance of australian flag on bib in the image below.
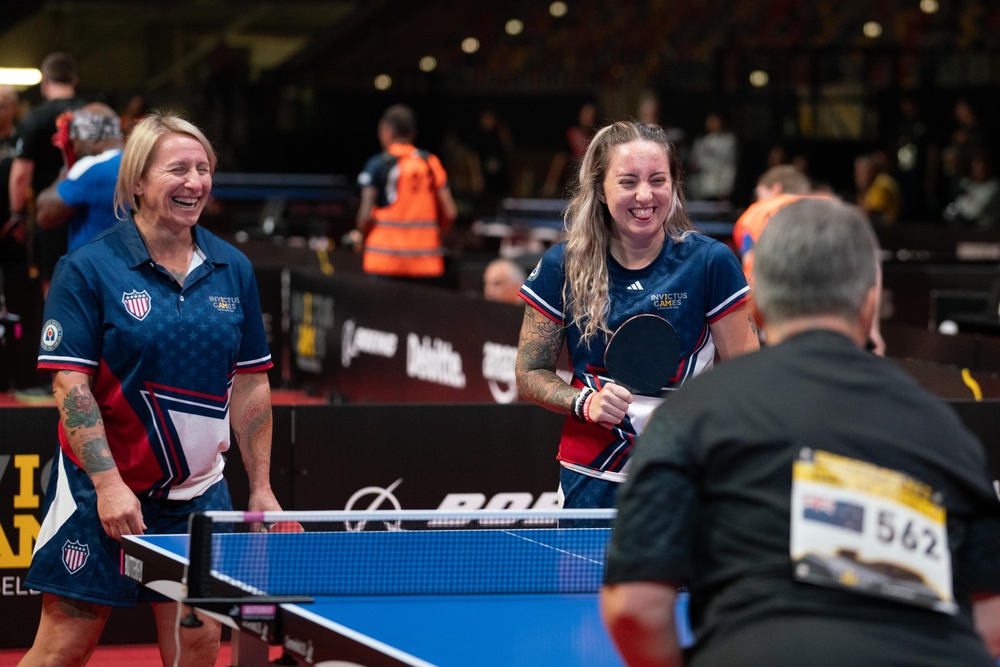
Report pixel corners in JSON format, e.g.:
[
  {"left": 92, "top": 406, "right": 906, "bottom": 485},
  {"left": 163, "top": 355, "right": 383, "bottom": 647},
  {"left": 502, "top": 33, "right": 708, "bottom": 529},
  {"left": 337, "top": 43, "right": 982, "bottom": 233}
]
[{"left": 122, "top": 289, "right": 152, "bottom": 321}]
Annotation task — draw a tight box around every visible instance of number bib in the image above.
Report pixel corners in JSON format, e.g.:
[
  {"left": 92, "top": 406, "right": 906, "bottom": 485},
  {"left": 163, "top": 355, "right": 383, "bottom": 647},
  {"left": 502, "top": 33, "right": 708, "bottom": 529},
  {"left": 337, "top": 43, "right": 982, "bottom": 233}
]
[{"left": 790, "top": 448, "right": 956, "bottom": 614}]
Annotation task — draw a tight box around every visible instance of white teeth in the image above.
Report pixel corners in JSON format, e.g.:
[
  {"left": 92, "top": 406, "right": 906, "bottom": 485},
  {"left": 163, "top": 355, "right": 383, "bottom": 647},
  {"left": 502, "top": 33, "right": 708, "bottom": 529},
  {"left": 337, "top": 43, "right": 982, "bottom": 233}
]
[
  {"left": 173, "top": 197, "right": 198, "bottom": 207},
  {"left": 632, "top": 208, "right": 654, "bottom": 217}
]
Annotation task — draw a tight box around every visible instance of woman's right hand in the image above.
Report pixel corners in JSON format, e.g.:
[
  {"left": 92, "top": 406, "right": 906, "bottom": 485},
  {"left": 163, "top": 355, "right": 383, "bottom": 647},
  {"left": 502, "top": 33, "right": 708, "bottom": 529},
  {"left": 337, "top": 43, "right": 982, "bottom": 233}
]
[{"left": 587, "top": 383, "right": 633, "bottom": 428}]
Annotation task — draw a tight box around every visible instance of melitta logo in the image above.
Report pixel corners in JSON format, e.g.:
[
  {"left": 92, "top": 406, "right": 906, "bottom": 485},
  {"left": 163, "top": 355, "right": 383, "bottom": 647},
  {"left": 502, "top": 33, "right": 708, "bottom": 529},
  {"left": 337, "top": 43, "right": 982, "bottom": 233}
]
[
  {"left": 406, "top": 333, "right": 466, "bottom": 388},
  {"left": 482, "top": 341, "right": 518, "bottom": 404},
  {"left": 341, "top": 319, "right": 399, "bottom": 367}
]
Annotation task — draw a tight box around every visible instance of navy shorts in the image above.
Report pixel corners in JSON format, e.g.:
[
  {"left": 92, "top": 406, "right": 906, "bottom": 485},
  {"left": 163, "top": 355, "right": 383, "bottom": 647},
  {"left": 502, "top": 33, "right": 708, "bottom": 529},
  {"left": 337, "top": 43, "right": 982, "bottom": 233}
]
[
  {"left": 558, "top": 466, "right": 620, "bottom": 509},
  {"left": 25, "top": 449, "right": 233, "bottom": 607}
]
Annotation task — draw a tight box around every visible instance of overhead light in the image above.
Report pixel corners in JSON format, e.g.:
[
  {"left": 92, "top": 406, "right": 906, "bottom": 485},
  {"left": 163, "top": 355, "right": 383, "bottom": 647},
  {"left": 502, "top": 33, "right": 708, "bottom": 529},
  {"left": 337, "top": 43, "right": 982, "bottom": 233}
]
[
  {"left": 749, "top": 70, "right": 769, "bottom": 87},
  {"left": 0, "top": 68, "right": 42, "bottom": 86},
  {"left": 462, "top": 37, "right": 480, "bottom": 54},
  {"left": 863, "top": 21, "right": 882, "bottom": 38},
  {"left": 419, "top": 56, "right": 437, "bottom": 72},
  {"left": 505, "top": 19, "right": 524, "bottom": 36},
  {"left": 920, "top": 0, "right": 939, "bottom": 13},
  {"left": 550, "top": 2, "right": 568, "bottom": 18},
  {"left": 374, "top": 74, "right": 392, "bottom": 90}
]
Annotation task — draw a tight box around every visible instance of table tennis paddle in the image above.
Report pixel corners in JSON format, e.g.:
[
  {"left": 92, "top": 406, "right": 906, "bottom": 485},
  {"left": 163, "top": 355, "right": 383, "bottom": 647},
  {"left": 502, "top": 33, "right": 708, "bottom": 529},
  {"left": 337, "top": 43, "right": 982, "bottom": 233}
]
[{"left": 604, "top": 314, "right": 680, "bottom": 394}]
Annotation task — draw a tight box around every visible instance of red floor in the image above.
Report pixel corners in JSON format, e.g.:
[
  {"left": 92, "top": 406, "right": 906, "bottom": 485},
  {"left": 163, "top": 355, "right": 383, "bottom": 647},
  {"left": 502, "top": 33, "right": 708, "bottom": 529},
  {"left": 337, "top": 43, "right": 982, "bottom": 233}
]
[{"left": 0, "top": 641, "right": 288, "bottom": 666}]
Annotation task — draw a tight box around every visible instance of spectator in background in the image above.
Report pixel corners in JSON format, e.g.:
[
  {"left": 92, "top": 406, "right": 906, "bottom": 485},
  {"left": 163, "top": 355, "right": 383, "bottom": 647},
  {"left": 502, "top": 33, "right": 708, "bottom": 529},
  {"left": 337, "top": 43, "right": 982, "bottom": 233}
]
[
  {"left": 602, "top": 197, "right": 1000, "bottom": 667},
  {"left": 687, "top": 111, "right": 738, "bottom": 202},
  {"left": 35, "top": 103, "right": 124, "bottom": 252},
  {"left": 945, "top": 149, "right": 1000, "bottom": 229},
  {"left": 483, "top": 257, "right": 526, "bottom": 304},
  {"left": 893, "top": 96, "right": 937, "bottom": 221},
  {"left": 732, "top": 164, "right": 814, "bottom": 281},
  {"left": 6, "top": 51, "right": 84, "bottom": 298},
  {"left": 0, "top": 85, "right": 21, "bottom": 256},
  {"left": 940, "top": 99, "right": 989, "bottom": 206},
  {"left": 351, "top": 104, "right": 458, "bottom": 284},
  {"left": 543, "top": 101, "right": 599, "bottom": 197},
  {"left": 854, "top": 151, "right": 902, "bottom": 225},
  {"left": 469, "top": 109, "right": 514, "bottom": 215}
]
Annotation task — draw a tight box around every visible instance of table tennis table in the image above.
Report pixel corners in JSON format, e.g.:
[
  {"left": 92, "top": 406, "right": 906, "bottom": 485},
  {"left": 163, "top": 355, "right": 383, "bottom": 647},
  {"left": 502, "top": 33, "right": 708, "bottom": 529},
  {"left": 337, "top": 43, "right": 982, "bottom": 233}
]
[{"left": 120, "top": 510, "right": 651, "bottom": 667}]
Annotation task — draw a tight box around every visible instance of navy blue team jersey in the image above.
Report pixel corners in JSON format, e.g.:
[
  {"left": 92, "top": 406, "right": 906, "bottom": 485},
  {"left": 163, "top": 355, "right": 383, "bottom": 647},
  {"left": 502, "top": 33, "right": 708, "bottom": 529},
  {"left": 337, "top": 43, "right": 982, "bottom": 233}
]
[
  {"left": 37, "top": 218, "right": 273, "bottom": 501},
  {"left": 519, "top": 234, "right": 749, "bottom": 481}
]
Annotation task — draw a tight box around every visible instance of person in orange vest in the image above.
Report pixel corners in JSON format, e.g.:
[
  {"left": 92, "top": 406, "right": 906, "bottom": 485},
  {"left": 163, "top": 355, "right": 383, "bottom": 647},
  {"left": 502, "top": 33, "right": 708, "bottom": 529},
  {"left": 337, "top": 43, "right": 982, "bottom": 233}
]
[{"left": 350, "top": 104, "right": 457, "bottom": 283}]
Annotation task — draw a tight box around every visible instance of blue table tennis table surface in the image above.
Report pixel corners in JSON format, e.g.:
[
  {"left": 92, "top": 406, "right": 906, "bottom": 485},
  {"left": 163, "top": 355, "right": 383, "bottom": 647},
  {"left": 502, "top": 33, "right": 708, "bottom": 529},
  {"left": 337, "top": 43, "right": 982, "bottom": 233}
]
[{"left": 126, "top": 532, "right": 625, "bottom": 667}]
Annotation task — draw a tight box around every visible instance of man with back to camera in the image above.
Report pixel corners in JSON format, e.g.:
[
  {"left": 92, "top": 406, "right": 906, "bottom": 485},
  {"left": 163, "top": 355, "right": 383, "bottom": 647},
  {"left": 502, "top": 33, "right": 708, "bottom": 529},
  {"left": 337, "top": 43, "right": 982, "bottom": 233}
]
[
  {"left": 601, "top": 197, "right": 1000, "bottom": 666},
  {"left": 350, "top": 104, "right": 457, "bottom": 284},
  {"left": 6, "top": 51, "right": 84, "bottom": 297},
  {"left": 35, "top": 102, "right": 124, "bottom": 251}
]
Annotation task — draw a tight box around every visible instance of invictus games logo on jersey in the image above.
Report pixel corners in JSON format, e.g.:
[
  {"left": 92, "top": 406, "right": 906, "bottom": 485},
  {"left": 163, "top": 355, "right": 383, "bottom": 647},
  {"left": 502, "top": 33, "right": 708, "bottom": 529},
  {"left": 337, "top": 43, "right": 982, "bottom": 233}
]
[
  {"left": 40, "top": 319, "right": 63, "bottom": 351},
  {"left": 122, "top": 289, "right": 152, "bottom": 321},
  {"left": 62, "top": 540, "right": 90, "bottom": 574},
  {"left": 650, "top": 292, "right": 688, "bottom": 309},
  {"left": 209, "top": 296, "right": 240, "bottom": 312}
]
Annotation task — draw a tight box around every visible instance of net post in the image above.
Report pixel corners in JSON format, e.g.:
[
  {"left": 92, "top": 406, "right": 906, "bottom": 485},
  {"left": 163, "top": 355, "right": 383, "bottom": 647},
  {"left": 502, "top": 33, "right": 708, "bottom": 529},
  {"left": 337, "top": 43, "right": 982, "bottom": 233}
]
[{"left": 186, "top": 512, "right": 213, "bottom": 600}]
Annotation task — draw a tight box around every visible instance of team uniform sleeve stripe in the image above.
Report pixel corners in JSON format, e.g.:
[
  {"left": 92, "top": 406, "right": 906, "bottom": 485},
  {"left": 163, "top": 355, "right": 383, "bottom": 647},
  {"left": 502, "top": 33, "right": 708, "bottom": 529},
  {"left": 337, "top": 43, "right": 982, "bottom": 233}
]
[
  {"left": 706, "top": 287, "right": 751, "bottom": 323},
  {"left": 235, "top": 358, "right": 274, "bottom": 374},
  {"left": 518, "top": 286, "right": 564, "bottom": 323},
  {"left": 38, "top": 356, "right": 99, "bottom": 371}
]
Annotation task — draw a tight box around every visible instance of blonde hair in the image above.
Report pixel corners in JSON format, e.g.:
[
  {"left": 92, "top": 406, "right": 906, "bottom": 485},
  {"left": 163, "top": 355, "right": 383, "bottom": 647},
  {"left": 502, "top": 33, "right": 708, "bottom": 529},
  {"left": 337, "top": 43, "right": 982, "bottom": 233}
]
[
  {"left": 563, "top": 121, "right": 693, "bottom": 343},
  {"left": 114, "top": 111, "right": 217, "bottom": 219}
]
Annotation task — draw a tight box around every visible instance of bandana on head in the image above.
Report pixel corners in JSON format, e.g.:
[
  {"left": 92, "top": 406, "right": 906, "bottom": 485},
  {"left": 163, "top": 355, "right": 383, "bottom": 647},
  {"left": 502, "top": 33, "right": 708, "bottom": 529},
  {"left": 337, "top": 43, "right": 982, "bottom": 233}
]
[{"left": 69, "top": 112, "right": 123, "bottom": 141}]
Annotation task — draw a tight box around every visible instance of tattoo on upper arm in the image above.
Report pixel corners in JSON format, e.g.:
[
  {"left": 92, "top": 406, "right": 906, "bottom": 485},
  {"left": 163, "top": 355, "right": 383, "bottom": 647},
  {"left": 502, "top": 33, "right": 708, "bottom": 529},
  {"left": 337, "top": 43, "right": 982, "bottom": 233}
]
[{"left": 747, "top": 312, "right": 758, "bottom": 336}]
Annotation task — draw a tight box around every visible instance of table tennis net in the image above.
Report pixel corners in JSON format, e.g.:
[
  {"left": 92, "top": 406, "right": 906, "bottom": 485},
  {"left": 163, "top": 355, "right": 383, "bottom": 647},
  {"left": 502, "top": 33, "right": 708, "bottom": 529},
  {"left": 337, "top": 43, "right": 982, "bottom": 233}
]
[{"left": 185, "top": 510, "right": 614, "bottom": 598}]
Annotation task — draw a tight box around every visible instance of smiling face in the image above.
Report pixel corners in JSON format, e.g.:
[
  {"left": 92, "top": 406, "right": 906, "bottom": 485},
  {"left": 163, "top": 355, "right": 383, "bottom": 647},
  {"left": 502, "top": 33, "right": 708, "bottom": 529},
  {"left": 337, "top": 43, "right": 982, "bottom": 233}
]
[
  {"left": 134, "top": 134, "right": 212, "bottom": 232},
  {"left": 600, "top": 139, "right": 673, "bottom": 244}
]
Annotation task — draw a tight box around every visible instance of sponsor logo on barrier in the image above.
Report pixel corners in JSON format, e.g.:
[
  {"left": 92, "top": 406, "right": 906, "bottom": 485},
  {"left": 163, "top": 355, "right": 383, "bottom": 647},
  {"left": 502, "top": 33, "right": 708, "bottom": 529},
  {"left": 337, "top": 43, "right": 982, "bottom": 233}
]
[
  {"left": 0, "top": 454, "right": 43, "bottom": 575},
  {"left": 406, "top": 334, "right": 466, "bottom": 388},
  {"left": 342, "top": 482, "right": 562, "bottom": 528},
  {"left": 292, "top": 290, "right": 335, "bottom": 373},
  {"left": 341, "top": 319, "right": 399, "bottom": 367},
  {"left": 482, "top": 341, "right": 518, "bottom": 404}
]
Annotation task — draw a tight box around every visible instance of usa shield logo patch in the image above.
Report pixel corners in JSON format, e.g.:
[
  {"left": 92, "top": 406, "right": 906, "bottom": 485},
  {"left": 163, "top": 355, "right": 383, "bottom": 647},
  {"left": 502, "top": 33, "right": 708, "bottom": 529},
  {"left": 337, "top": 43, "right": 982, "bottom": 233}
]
[
  {"left": 122, "top": 290, "right": 152, "bottom": 321},
  {"left": 62, "top": 540, "right": 90, "bottom": 574}
]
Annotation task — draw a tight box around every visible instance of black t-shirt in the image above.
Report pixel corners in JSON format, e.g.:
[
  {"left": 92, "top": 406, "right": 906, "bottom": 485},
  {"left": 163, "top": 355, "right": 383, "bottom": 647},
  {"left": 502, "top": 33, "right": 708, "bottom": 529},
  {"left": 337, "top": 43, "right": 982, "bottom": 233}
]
[
  {"left": 14, "top": 96, "right": 84, "bottom": 194},
  {"left": 607, "top": 329, "right": 1000, "bottom": 667}
]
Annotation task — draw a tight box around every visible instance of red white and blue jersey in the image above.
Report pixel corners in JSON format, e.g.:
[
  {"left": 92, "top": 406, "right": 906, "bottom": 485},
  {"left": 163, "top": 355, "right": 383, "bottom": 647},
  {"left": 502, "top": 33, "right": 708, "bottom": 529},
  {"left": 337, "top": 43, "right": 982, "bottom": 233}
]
[
  {"left": 37, "top": 218, "right": 273, "bottom": 501},
  {"left": 519, "top": 234, "right": 749, "bottom": 482}
]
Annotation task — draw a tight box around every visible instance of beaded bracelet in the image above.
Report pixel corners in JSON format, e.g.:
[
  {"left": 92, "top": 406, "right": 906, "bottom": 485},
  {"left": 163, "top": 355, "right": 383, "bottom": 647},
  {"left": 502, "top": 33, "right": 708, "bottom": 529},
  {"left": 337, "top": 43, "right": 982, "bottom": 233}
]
[
  {"left": 571, "top": 387, "right": 594, "bottom": 423},
  {"left": 582, "top": 391, "right": 596, "bottom": 423}
]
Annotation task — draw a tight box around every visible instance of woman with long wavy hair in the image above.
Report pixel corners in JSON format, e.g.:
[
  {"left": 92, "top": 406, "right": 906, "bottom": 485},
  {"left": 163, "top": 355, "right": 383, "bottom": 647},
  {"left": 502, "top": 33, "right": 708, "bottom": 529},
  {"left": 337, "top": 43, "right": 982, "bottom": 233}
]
[{"left": 516, "top": 120, "right": 758, "bottom": 509}]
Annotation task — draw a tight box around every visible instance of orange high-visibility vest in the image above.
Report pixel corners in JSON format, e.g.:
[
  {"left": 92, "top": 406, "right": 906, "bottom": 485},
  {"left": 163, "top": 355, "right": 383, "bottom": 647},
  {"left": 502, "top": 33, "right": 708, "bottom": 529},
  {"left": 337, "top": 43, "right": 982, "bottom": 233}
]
[{"left": 363, "top": 143, "right": 449, "bottom": 277}]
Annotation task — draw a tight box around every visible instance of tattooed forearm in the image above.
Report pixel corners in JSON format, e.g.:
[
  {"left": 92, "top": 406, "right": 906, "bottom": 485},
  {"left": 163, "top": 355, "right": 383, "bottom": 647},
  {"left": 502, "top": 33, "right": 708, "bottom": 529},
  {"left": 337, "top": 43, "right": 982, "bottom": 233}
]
[
  {"left": 62, "top": 384, "right": 102, "bottom": 430},
  {"left": 515, "top": 308, "right": 578, "bottom": 413},
  {"left": 235, "top": 396, "right": 272, "bottom": 468},
  {"left": 78, "top": 437, "right": 116, "bottom": 473}
]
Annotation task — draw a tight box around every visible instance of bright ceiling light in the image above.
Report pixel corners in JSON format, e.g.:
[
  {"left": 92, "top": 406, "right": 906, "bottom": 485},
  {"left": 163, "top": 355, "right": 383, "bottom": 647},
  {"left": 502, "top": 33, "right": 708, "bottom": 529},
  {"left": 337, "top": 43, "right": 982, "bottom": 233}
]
[
  {"left": 550, "top": 2, "right": 568, "bottom": 18},
  {"left": 374, "top": 74, "right": 392, "bottom": 90},
  {"left": 505, "top": 19, "right": 524, "bottom": 36},
  {"left": 419, "top": 56, "right": 437, "bottom": 72},
  {"left": 462, "top": 37, "right": 480, "bottom": 54},
  {"left": 0, "top": 68, "right": 42, "bottom": 86}
]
